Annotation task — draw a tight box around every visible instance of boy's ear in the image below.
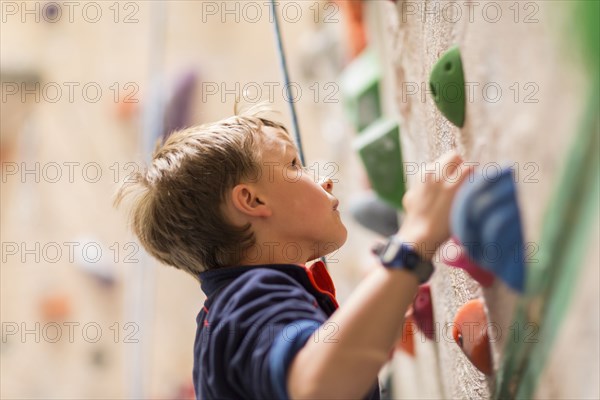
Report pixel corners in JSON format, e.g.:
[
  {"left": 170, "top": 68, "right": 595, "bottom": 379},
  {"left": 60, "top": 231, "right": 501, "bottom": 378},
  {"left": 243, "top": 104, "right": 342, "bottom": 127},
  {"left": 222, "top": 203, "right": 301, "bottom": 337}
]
[{"left": 230, "top": 184, "right": 272, "bottom": 218}]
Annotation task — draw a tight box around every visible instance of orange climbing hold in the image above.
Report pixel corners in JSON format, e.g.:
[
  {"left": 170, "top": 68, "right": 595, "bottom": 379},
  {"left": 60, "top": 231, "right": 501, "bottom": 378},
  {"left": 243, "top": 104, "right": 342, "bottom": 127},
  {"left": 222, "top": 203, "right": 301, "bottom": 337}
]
[
  {"left": 335, "top": 0, "right": 367, "bottom": 59},
  {"left": 116, "top": 98, "right": 138, "bottom": 120},
  {"left": 40, "top": 293, "right": 72, "bottom": 321},
  {"left": 452, "top": 299, "right": 493, "bottom": 375},
  {"left": 395, "top": 313, "right": 416, "bottom": 357}
]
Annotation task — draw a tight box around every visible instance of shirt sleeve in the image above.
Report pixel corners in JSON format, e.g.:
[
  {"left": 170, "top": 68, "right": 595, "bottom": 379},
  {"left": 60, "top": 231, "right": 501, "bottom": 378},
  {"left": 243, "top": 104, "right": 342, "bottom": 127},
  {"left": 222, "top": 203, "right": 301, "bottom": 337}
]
[{"left": 199, "top": 269, "right": 328, "bottom": 400}]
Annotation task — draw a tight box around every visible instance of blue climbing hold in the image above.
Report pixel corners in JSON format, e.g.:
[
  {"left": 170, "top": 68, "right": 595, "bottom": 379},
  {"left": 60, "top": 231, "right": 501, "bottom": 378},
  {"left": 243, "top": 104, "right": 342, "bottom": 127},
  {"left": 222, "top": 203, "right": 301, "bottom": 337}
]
[{"left": 451, "top": 167, "right": 525, "bottom": 292}]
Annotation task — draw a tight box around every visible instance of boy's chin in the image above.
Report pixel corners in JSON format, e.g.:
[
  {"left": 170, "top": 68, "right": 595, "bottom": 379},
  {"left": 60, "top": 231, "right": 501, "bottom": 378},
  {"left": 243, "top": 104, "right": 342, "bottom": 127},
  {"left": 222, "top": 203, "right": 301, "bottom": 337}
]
[
  {"left": 312, "top": 234, "right": 347, "bottom": 261},
  {"left": 337, "top": 225, "right": 349, "bottom": 247},
  {"left": 335, "top": 226, "right": 349, "bottom": 249}
]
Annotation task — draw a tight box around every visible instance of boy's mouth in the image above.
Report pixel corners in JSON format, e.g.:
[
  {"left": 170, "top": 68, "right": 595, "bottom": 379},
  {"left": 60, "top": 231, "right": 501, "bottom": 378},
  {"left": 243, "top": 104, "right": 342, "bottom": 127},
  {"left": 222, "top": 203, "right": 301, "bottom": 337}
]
[{"left": 333, "top": 200, "right": 339, "bottom": 211}]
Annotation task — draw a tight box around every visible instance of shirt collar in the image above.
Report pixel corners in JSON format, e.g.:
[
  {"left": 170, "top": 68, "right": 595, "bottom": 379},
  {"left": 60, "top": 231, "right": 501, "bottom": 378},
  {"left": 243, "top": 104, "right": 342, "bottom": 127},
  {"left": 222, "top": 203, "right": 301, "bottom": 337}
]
[{"left": 199, "top": 261, "right": 337, "bottom": 306}]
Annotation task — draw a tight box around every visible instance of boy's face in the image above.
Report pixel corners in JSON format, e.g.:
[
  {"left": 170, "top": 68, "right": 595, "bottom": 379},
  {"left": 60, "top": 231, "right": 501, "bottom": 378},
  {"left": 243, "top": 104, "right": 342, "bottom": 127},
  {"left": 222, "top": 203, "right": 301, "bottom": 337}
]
[{"left": 254, "top": 126, "right": 347, "bottom": 261}]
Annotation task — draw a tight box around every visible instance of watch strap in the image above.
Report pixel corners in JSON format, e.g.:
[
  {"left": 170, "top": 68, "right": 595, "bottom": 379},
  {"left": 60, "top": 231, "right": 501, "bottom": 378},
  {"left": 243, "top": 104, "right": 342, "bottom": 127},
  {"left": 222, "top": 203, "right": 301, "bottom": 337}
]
[{"left": 372, "top": 237, "right": 434, "bottom": 283}]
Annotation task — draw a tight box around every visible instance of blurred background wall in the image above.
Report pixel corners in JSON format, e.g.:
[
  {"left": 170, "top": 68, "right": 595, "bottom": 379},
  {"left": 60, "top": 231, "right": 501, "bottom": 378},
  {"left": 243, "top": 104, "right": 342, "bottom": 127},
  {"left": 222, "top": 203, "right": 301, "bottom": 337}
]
[
  {"left": 1, "top": 1, "right": 598, "bottom": 399},
  {"left": 1, "top": 1, "right": 378, "bottom": 398}
]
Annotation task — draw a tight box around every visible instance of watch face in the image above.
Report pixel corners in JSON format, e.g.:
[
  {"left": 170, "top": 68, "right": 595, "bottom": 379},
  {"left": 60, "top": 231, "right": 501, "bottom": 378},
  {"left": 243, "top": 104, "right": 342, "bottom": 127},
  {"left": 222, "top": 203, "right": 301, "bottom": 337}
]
[{"left": 382, "top": 241, "right": 402, "bottom": 264}]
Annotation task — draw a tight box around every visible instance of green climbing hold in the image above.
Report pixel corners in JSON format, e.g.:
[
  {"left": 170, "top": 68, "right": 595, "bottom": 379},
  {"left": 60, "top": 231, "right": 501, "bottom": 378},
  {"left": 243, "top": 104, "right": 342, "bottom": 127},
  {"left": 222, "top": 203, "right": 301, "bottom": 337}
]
[
  {"left": 340, "top": 49, "right": 382, "bottom": 133},
  {"left": 429, "top": 45, "right": 466, "bottom": 127},
  {"left": 353, "top": 118, "right": 405, "bottom": 209}
]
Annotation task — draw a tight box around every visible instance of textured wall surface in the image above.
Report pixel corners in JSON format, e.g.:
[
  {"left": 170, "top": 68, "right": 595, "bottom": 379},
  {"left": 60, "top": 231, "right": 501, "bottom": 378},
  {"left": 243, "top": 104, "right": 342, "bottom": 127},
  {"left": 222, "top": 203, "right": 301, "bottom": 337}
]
[{"left": 366, "top": 1, "right": 599, "bottom": 398}]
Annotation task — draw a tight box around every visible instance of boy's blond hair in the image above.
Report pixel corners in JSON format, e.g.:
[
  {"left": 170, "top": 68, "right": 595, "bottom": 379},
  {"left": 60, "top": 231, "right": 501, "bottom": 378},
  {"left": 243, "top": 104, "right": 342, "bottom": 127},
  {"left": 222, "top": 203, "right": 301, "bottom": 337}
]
[{"left": 114, "top": 105, "right": 288, "bottom": 278}]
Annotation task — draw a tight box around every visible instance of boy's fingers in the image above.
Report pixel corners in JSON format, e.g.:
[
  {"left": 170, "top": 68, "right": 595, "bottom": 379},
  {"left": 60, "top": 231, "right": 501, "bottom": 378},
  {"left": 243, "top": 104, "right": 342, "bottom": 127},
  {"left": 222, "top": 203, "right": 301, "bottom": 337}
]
[
  {"left": 424, "top": 151, "right": 464, "bottom": 185},
  {"left": 453, "top": 164, "right": 476, "bottom": 188},
  {"left": 443, "top": 160, "right": 463, "bottom": 180},
  {"left": 437, "top": 151, "right": 463, "bottom": 168},
  {"left": 423, "top": 169, "right": 437, "bottom": 184},
  {"left": 434, "top": 151, "right": 465, "bottom": 183},
  {"left": 402, "top": 190, "right": 415, "bottom": 209},
  {"left": 423, "top": 151, "right": 469, "bottom": 186}
]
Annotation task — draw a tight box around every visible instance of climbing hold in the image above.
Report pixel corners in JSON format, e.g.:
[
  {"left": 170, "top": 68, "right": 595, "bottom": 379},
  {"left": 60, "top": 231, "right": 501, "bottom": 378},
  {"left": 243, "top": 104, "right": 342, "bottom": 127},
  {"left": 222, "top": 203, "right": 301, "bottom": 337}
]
[
  {"left": 443, "top": 237, "right": 495, "bottom": 287},
  {"left": 396, "top": 313, "right": 416, "bottom": 356},
  {"left": 172, "top": 381, "right": 196, "bottom": 400},
  {"left": 43, "top": 3, "right": 60, "bottom": 21},
  {"left": 40, "top": 293, "right": 72, "bottom": 321},
  {"left": 349, "top": 190, "right": 401, "bottom": 237},
  {"left": 452, "top": 299, "right": 493, "bottom": 375},
  {"left": 574, "top": 0, "right": 599, "bottom": 73},
  {"left": 412, "top": 284, "right": 435, "bottom": 340},
  {"left": 353, "top": 118, "right": 406, "bottom": 209},
  {"left": 91, "top": 348, "right": 108, "bottom": 368},
  {"left": 163, "top": 69, "right": 199, "bottom": 139},
  {"left": 72, "top": 237, "right": 116, "bottom": 286},
  {"left": 429, "top": 46, "right": 466, "bottom": 127},
  {"left": 116, "top": 98, "right": 138, "bottom": 120},
  {"left": 335, "top": 0, "right": 367, "bottom": 59},
  {"left": 451, "top": 167, "right": 526, "bottom": 292},
  {"left": 340, "top": 48, "right": 382, "bottom": 132}
]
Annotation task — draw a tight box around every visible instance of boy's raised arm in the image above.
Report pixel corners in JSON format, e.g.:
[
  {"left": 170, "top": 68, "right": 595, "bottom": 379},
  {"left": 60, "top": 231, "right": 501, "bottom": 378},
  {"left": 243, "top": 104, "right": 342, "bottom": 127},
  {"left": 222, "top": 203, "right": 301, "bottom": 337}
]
[{"left": 287, "top": 152, "right": 475, "bottom": 400}]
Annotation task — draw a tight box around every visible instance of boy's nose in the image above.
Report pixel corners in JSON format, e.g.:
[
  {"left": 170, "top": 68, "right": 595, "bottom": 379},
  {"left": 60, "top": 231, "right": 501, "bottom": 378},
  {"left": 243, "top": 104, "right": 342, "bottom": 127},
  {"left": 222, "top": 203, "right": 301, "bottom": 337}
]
[{"left": 320, "top": 177, "right": 334, "bottom": 193}]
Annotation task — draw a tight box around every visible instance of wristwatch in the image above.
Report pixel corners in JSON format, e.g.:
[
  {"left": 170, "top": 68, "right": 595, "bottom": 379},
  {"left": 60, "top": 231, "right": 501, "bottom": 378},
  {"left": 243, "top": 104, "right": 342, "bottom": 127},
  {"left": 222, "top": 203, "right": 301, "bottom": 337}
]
[{"left": 372, "top": 236, "right": 434, "bottom": 283}]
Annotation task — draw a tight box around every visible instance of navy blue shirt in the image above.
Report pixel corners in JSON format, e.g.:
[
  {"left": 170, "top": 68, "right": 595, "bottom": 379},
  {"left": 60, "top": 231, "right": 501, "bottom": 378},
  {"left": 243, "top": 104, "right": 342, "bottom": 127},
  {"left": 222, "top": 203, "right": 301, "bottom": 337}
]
[{"left": 193, "top": 261, "right": 381, "bottom": 400}]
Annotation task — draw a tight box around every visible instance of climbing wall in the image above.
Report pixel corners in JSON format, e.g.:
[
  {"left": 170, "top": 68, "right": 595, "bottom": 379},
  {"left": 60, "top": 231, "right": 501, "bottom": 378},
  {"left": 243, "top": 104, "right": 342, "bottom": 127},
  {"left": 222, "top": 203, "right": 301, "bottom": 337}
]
[
  {"left": 2, "top": 1, "right": 597, "bottom": 398},
  {"left": 0, "top": 2, "right": 378, "bottom": 398},
  {"left": 363, "top": 1, "right": 599, "bottom": 398}
]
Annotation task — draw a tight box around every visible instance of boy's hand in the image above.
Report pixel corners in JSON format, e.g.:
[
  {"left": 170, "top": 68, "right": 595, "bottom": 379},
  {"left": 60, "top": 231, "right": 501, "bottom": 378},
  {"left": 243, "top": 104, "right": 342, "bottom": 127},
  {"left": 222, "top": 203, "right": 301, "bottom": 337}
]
[
  {"left": 398, "top": 151, "right": 475, "bottom": 260},
  {"left": 288, "top": 153, "right": 474, "bottom": 399}
]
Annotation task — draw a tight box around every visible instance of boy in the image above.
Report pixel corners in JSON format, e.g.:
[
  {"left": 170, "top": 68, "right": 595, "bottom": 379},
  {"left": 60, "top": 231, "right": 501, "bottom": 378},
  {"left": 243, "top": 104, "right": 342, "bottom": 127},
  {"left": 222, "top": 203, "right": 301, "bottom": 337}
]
[{"left": 115, "top": 106, "right": 473, "bottom": 399}]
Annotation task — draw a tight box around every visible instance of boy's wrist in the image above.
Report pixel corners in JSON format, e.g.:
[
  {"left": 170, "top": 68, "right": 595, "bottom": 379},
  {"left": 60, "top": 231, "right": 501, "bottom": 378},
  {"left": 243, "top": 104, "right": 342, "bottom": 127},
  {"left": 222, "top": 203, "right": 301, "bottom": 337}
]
[
  {"left": 395, "top": 228, "right": 437, "bottom": 262},
  {"left": 374, "top": 236, "right": 435, "bottom": 283}
]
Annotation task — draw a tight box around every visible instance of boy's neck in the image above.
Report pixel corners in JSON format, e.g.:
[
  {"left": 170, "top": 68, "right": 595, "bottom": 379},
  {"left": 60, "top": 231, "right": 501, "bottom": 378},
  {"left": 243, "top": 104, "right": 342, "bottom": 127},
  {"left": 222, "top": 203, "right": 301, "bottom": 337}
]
[{"left": 236, "top": 238, "right": 327, "bottom": 266}]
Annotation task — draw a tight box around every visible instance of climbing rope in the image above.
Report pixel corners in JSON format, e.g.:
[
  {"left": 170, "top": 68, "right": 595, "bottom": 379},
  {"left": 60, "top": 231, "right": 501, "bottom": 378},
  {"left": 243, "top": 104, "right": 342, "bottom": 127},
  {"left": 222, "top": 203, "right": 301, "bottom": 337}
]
[
  {"left": 269, "top": 0, "right": 328, "bottom": 267},
  {"left": 268, "top": 0, "right": 305, "bottom": 165}
]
